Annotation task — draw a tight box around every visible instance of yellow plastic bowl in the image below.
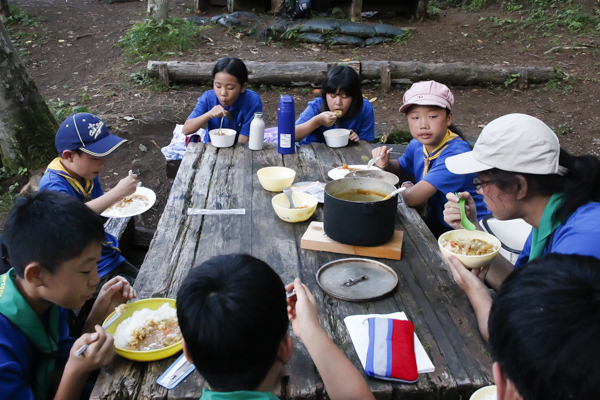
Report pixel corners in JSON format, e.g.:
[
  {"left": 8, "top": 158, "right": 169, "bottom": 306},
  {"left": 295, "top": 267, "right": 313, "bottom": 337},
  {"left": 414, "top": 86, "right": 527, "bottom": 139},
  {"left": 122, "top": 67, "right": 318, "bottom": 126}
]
[
  {"left": 272, "top": 192, "right": 318, "bottom": 223},
  {"left": 438, "top": 230, "right": 501, "bottom": 269},
  {"left": 469, "top": 385, "right": 497, "bottom": 400},
  {"left": 257, "top": 167, "right": 296, "bottom": 192},
  {"left": 104, "top": 298, "right": 182, "bottom": 362}
]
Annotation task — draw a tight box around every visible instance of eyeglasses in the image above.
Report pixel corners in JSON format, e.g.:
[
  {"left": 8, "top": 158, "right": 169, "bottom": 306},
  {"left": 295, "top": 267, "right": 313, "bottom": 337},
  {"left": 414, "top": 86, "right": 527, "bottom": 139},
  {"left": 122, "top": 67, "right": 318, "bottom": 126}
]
[{"left": 472, "top": 177, "right": 494, "bottom": 191}]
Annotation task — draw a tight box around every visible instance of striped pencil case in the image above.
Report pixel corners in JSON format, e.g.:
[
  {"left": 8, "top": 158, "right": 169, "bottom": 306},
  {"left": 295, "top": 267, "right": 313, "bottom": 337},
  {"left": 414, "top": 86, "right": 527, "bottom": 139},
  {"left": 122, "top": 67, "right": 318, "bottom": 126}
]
[{"left": 365, "top": 317, "right": 419, "bottom": 383}]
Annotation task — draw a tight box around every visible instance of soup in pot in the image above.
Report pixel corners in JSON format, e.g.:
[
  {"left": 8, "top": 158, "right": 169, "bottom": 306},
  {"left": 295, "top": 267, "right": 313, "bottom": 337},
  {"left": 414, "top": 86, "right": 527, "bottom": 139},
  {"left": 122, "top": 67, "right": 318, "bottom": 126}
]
[{"left": 333, "top": 189, "right": 387, "bottom": 202}]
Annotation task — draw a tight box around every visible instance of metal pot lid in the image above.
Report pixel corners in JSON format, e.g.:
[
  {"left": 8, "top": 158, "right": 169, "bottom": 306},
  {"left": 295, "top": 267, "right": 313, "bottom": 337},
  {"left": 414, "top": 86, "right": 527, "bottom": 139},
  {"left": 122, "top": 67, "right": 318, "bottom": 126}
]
[
  {"left": 316, "top": 258, "right": 398, "bottom": 301},
  {"left": 347, "top": 170, "right": 400, "bottom": 186}
]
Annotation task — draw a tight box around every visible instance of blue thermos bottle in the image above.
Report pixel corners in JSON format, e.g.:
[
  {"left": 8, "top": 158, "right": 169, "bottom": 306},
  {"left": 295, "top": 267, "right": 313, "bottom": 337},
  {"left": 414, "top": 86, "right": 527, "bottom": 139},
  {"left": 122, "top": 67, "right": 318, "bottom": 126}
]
[{"left": 278, "top": 95, "right": 295, "bottom": 154}]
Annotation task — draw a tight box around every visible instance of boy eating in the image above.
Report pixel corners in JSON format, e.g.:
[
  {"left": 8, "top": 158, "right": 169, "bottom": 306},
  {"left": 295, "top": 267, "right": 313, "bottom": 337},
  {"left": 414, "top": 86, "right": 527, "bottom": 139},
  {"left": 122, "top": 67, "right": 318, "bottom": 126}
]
[
  {"left": 39, "top": 113, "right": 139, "bottom": 287},
  {"left": 0, "top": 191, "right": 136, "bottom": 400},
  {"left": 177, "top": 254, "right": 375, "bottom": 400}
]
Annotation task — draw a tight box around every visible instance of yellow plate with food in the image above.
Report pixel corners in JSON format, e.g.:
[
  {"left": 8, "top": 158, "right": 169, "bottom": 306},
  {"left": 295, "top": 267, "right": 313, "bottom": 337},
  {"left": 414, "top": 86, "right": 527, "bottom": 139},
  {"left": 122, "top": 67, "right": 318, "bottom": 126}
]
[
  {"left": 101, "top": 187, "right": 156, "bottom": 219},
  {"left": 104, "top": 298, "right": 183, "bottom": 362},
  {"left": 438, "top": 230, "right": 501, "bottom": 269}
]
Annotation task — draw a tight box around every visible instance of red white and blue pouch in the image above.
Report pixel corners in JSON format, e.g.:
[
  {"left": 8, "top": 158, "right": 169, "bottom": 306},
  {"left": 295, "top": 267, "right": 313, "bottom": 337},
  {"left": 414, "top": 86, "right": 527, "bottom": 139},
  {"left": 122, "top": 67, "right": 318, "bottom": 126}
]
[{"left": 365, "top": 317, "right": 419, "bottom": 383}]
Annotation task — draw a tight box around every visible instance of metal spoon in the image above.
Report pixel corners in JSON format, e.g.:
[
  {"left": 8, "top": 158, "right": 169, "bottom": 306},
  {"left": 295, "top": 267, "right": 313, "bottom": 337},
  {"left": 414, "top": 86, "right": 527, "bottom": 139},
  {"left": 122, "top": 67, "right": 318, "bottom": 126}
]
[
  {"left": 218, "top": 115, "right": 225, "bottom": 135},
  {"left": 456, "top": 192, "right": 476, "bottom": 231},
  {"left": 283, "top": 187, "right": 296, "bottom": 209},
  {"left": 382, "top": 186, "right": 406, "bottom": 201},
  {"left": 367, "top": 154, "right": 384, "bottom": 169}
]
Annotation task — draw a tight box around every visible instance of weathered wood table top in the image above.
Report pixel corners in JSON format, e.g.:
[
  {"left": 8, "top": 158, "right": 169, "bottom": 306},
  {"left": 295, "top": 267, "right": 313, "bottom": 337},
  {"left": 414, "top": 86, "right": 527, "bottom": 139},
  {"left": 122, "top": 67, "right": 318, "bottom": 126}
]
[{"left": 92, "top": 141, "right": 492, "bottom": 400}]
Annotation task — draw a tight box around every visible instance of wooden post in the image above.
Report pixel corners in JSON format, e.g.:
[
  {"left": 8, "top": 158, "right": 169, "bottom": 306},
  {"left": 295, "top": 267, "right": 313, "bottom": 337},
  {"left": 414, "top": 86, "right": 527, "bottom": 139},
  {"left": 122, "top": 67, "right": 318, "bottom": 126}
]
[
  {"left": 416, "top": 0, "right": 428, "bottom": 20},
  {"left": 380, "top": 65, "right": 391, "bottom": 93},
  {"left": 518, "top": 68, "right": 529, "bottom": 90},
  {"left": 227, "top": 0, "right": 234, "bottom": 13},
  {"left": 194, "top": 0, "right": 210, "bottom": 13},
  {"left": 148, "top": 0, "right": 168, "bottom": 23},
  {"left": 157, "top": 64, "right": 170, "bottom": 87},
  {"left": 350, "top": 0, "right": 362, "bottom": 22}
]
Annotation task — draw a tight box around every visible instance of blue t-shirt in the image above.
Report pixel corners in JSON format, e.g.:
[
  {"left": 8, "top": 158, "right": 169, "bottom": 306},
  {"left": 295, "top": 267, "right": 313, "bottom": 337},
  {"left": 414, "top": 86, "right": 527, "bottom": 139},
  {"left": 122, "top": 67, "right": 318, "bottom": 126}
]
[
  {"left": 39, "top": 171, "right": 125, "bottom": 278},
  {"left": 187, "top": 89, "right": 262, "bottom": 143},
  {"left": 515, "top": 202, "right": 600, "bottom": 268},
  {"left": 295, "top": 97, "right": 375, "bottom": 145},
  {"left": 0, "top": 308, "right": 73, "bottom": 400},
  {"left": 398, "top": 138, "right": 489, "bottom": 235}
]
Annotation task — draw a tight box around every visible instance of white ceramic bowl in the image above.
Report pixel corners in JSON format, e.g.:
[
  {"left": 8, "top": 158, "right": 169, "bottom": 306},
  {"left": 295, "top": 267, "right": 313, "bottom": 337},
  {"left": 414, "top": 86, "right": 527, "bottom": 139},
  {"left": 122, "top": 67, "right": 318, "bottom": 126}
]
[
  {"left": 257, "top": 167, "right": 296, "bottom": 192},
  {"left": 323, "top": 129, "right": 350, "bottom": 148},
  {"left": 272, "top": 192, "right": 318, "bottom": 223},
  {"left": 438, "top": 230, "right": 501, "bottom": 269},
  {"left": 469, "top": 385, "right": 497, "bottom": 400},
  {"left": 208, "top": 128, "right": 237, "bottom": 148}
]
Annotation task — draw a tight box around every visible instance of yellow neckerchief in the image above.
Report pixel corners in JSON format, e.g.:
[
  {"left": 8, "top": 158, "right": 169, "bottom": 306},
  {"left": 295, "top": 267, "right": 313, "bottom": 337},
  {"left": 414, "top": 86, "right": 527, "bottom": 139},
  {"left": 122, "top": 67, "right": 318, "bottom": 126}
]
[
  {"left": 45, "top": 158, "right": 94, "bottom": 202},
  {"left": 422, "top": 129, "right": 460, "bottom": 178}
]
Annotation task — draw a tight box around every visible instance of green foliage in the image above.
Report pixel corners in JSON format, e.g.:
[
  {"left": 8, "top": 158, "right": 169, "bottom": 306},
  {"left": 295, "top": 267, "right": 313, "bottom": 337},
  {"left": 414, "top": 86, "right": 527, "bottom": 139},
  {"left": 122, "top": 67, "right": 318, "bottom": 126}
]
[
  {"left": 468, "top": 0, "right": 487, "bottom": 11},
  {"left": 394, "top": 29, "right": 414, "bottom": 46},
  {"left": 378, "top": 129, "right": 413, "bottom": 145},
  {"left": 552, "top": 123, "right": 573, "bottom": 137},
  {"left": 47, "top": 99, "right": 89, "bottom": 121},
  {"left": 128, "top": 71, "right": 170, "bottom": 91},
  {"left": 545, "top": 68, "right": 571, "bottom": 91},
  {"left": 503, "top": 73, "right": 521, "bottom": 87},
  {"left": 117, "top": 18, "right": 207, "bottom": 63},
  {"left": 331, "top": 7, "right": 345, "bottom": 19},
  {"left": 4, "top": 5, "right": 41, "bottom": 27}
]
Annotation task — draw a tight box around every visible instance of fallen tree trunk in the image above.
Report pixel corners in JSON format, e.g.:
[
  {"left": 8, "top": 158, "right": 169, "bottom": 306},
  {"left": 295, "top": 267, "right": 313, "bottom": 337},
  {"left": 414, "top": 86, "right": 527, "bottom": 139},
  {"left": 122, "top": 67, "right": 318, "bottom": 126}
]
[{"left": 148, "top": 60, "right": 554, "bottom": 87}]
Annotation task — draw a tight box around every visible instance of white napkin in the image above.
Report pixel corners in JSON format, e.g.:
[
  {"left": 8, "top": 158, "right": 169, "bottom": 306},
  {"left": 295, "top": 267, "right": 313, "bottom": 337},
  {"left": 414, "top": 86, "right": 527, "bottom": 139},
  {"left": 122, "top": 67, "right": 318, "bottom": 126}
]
[{"left": 344, "top": 312, "right": 435, "bottom": 374}]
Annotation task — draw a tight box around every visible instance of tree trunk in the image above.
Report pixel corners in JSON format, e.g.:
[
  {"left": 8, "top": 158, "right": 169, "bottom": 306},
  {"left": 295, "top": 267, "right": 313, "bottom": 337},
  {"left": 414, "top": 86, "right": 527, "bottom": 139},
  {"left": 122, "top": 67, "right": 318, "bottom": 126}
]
[
  {"left": 0, "top": 0, "right": 9, "bottom": 18},
  {"left": 0, "top": 19, "right": 57, "bottom": 171},
  {"left": 148, "top": 0, "right": 168, "bottom": 23},
  {"left": 147, "top": 60, "right": 555, "bottom": 87}
]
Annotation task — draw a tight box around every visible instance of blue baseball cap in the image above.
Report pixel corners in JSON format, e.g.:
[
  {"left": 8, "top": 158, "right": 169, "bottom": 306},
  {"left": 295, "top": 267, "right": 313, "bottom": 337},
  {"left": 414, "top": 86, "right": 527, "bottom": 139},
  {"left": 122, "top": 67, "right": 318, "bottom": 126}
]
[{"left": 55, "top": 113, "right": 127, "bottom": 157}]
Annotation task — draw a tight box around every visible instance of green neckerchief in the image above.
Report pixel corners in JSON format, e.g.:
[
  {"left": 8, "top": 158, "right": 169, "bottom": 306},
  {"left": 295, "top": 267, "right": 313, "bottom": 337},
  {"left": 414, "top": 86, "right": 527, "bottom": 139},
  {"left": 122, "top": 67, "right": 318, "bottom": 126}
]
[
  {"left": 200, "top": 388, "right": 279, "bottom": 400},
  {"left": 529, "top": 193, "right": 565, "bottom": 261},
  {"left": 0, "top": 269, "right": 59, "bottom": 400}
]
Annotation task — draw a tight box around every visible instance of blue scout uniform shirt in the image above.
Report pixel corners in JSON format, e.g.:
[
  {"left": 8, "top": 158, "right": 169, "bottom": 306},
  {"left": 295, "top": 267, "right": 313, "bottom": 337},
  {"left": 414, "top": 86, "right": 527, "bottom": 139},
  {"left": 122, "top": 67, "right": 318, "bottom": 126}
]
[
  {"left": 187, "top": 89, "right": 262, "bottom": 144},
  {"left": 39, "top": 171, "right": 125, "bottom": 278},
  {"left": 398, "top": 138, "right": 489, "bottom": 235},
  {"left": 199, "top": 388, "right": 279, "bottom": 400},
  {"left": 515, "top": 202, "right": 600, "bottom": 268},
  {"left": 295, "top": 97, "right": 375, "bottom": 145},
  {"left": 0, "top": 308, "right": 73, "bottom": 400}
]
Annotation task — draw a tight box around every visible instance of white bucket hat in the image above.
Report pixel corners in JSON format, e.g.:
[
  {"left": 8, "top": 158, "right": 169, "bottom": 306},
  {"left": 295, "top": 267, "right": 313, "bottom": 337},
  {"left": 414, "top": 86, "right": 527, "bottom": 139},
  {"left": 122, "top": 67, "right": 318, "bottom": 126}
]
[{"left": 445, "top": 114, "right": 568, "bottom": 176}]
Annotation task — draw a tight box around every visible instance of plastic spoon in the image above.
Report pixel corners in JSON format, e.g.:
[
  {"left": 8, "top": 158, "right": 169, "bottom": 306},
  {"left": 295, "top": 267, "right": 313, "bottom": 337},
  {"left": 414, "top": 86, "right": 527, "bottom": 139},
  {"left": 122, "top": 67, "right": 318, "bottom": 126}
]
[
  {"left": 382, "top": 186, "right": 406, "bottom": 201},
  {"left": 367, "top": 154, "right": 384, "bottom": 169},
  {"left": 456, "top": 192, "right": 476, "bottom": 231},
  {"left": 283, "top": 187, "right": 296, "bottom": 209},
  {"left": 218, "top": 115, "right": 225, "bottom": 135}
]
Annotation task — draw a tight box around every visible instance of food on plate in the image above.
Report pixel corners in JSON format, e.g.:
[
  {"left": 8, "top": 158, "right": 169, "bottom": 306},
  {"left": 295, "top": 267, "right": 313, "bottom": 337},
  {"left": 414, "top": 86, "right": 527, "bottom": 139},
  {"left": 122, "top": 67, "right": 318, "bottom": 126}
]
[
  {"left": 341, "top": 164, "right": 350, "bottom": 170},
  {"left": 295, "top": 204, "right": 309, "bottom": 209},
  {"left": 114, "top": 303, "right": 182, "bottom": 351},
  {"left": 105, "top": 194, "right": 149, "bottom": 216},
  {"left": 334, "top": 110, "right": 343, "bottom": 117},
  {"left": 115, "top": 303, "right": 129, "bottom": 314},
  {"left": 440, "top": 237, "right": 497, "bottom": 256}
]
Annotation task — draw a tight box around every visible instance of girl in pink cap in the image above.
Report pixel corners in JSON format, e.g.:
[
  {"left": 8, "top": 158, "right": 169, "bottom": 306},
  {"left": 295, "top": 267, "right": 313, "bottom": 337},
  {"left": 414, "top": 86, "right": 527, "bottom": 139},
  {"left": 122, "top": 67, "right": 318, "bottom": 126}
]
[{"left": 372, "top": 81, "right": 489, "bottom": 237}]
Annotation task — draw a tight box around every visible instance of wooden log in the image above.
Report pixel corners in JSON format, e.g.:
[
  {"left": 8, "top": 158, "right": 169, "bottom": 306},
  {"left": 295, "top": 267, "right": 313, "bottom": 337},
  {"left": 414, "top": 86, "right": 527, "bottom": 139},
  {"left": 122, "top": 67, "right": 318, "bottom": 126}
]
[
  {"left": 381, "top": 64, "right": 391, "bottom": 93},
  {"left": 157, "top": 63, "right": 170, "bottom": 87},
  {"left": 148, "top": 60, "right": 555, "bottom": 87}
]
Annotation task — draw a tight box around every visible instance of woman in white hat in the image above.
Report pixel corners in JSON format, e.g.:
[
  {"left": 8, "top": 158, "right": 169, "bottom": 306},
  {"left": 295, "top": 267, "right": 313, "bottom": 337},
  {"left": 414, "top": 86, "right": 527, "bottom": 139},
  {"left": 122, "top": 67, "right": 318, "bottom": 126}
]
[{"left": 443, "top": 113, "right": 600, "bottom": 340}]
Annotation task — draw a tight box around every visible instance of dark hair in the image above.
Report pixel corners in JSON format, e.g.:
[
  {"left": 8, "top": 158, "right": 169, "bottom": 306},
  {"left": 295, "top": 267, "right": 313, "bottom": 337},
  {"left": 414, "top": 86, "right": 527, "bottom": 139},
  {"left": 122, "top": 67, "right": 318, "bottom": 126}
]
[
  {"left": 3, "top": 190, "right": 105, "bottom": 277},
  {"left": 488, "top": 254, "right": 600, "bottom": 400},
  {"left": 483, "top": 149, "right": 600, "bottom": 224},
  {"left": 320, "top": 65, "right": 363, "bottom": 121},
  {"left": 404, "top": 105, "right": 466, "bottom": 140},
  {"left": 176, "top": 254, "right": 288, "bottom": 391},
  {"left": 212, "top": 57, "right": 248, "bottom": 86}
]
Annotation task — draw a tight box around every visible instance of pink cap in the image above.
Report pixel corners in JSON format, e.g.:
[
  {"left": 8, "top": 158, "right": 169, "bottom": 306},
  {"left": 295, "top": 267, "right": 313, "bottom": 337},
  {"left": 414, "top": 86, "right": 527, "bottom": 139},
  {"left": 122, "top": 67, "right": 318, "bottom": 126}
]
[{"left": 399, "top": 81, "right": 454, "bottom": 113}]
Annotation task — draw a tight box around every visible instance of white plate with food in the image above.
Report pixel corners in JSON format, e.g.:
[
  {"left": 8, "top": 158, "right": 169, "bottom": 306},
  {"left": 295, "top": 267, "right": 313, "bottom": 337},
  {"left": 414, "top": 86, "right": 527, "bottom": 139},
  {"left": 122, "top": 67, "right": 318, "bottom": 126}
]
[
  {"left": 328, "top": 165, "right": 381, "bottom": 180},
  {"left": 101, "top": 187, "right": 156, "bottom": 218}
]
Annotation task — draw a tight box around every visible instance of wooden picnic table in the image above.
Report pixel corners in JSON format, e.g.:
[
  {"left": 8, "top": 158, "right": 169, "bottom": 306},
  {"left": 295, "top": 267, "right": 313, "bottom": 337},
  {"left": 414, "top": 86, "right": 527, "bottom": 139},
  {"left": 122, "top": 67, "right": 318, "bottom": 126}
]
[{"left": 91, "top": 141, "right": 492, "bottom": 400}]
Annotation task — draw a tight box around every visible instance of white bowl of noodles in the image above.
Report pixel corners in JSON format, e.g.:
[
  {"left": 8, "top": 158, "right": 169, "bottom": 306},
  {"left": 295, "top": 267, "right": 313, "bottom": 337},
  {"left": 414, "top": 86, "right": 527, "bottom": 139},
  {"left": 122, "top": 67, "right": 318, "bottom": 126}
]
[{"left": 438, "top": 230, "right": 501, "bottom": 269}]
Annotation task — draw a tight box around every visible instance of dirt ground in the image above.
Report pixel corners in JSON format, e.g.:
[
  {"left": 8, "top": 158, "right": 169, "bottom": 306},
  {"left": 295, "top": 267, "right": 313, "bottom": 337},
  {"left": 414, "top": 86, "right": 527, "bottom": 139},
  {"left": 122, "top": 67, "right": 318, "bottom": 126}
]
[{"left": 5, "top": 0, "right": 600, "bottom": 229}]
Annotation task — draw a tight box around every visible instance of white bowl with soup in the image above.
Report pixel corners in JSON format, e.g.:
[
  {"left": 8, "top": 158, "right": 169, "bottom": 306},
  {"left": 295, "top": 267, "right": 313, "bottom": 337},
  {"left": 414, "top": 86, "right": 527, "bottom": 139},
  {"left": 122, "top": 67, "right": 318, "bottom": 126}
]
[
  {"left": 323, "top": 129, "right": 350, "bottom": 148},
  {"left": 438, "top": 230, "right": 501, "bottom": 269},
  {"left": 209, "top": 128, "right": 237, "bottom": 148}
]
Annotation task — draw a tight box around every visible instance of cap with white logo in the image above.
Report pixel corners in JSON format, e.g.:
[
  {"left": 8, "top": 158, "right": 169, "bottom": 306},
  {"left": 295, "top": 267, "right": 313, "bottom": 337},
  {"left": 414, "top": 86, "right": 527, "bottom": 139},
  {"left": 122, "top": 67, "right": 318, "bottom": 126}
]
[
  {"left": 55, "top": 113, "right": 127, "bottom": 157},
  {"left": 445, "top": 113, "right": 568, "bottom": 176}
]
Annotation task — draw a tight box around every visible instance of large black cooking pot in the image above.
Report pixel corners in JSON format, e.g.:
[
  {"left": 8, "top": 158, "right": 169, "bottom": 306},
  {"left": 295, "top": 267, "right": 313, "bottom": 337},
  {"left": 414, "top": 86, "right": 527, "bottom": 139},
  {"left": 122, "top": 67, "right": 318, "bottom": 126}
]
[{"left": 324, "top": 177, "right": 397, "bottom": 246}]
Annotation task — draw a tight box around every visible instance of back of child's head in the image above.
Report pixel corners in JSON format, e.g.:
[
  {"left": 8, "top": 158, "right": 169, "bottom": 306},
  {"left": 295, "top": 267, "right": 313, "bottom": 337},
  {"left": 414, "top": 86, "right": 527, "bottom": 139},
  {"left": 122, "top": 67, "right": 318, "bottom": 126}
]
[
  {"left": 488, "top": 253, "right": 600, "bottom": 400},
  {"left": 212, "top": 57, "right": 248, "bottom": 86},
  {"left": 177, "top": 254, "right": 288, "bottom": 392},
  {"left": 4, "top": 190, "right": 105, "bottom": 277},
  {"left": 321, "top": 65, "right": 363, "bottom": 119}
]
